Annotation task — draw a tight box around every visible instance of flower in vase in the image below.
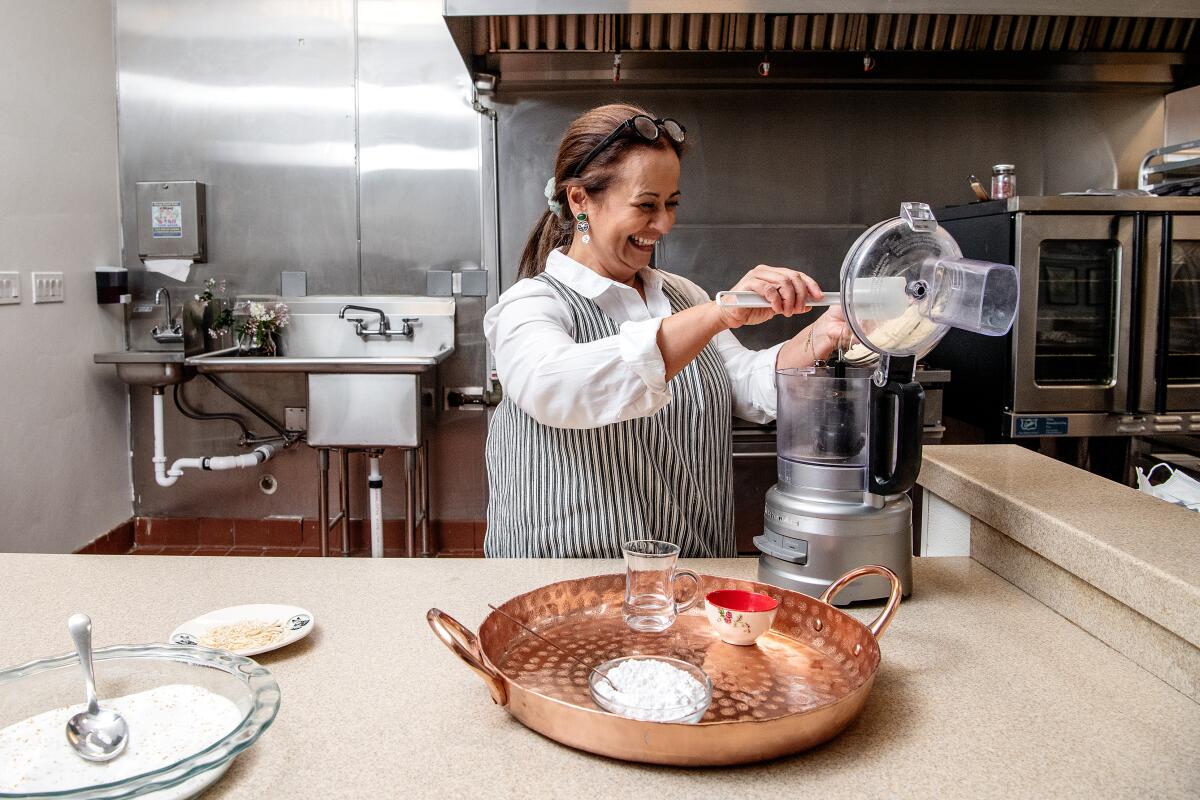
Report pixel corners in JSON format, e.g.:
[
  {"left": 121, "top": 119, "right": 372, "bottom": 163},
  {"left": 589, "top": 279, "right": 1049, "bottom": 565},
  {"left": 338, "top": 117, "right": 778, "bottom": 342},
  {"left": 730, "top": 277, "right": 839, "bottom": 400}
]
[{"left": 236, "top": 301, "right": 290, "bottom": 355}]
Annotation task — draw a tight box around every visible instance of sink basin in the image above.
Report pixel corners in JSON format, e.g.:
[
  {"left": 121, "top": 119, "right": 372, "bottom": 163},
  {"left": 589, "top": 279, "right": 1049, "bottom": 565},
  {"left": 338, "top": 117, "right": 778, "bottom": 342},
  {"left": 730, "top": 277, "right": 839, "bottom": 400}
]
[
  {"left": 186, "top": 295, "right": 455, "bottom": 374},
  {"left": 94, "top": 350, "right": 193, "bottom": 387}
]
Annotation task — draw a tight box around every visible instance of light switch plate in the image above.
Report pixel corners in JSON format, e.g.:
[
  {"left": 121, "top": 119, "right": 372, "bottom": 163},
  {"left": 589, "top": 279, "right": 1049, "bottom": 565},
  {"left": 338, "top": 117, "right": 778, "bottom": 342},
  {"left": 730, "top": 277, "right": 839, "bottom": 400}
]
[
  {"left": 0, "top": 272, "right": 19, "bottom": 304},
  {"left": 31, "top": 271, "right": 65, "bottom": 303}
]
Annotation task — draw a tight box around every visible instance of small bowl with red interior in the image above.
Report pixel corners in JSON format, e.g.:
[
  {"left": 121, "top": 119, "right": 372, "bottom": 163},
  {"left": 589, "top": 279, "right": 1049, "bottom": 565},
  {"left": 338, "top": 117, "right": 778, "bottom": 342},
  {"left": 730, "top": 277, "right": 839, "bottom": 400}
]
[{"left": 704, "top": 589, "right": 779, "bottom": 646}]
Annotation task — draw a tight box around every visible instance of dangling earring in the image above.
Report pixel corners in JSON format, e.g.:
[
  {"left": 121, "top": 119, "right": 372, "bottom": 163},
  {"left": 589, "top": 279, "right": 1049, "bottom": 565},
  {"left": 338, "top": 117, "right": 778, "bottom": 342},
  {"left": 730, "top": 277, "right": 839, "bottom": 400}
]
[{"left": 576, "top": 212, "right": 591, "bottom": 244}]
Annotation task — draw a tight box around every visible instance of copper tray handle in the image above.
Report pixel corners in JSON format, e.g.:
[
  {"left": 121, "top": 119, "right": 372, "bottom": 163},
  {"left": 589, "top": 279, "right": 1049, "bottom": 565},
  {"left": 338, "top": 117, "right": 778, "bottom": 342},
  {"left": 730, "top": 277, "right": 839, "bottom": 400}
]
[
  {"left": 818, "top": 564, "right": 903, "bottom": 639},
  {"left": 427, "top": 608, "right": 508, "bottom": 706}
]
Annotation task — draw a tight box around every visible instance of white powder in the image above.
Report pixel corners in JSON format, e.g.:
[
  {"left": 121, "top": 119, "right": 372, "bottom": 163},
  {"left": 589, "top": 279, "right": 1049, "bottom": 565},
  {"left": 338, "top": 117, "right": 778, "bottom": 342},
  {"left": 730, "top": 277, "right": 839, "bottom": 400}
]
[
  {"left": 0, "top": 684, "right": 242, "bottom": 795},
  {"left": 593, "top": 659, "right": 707, "bottom": 722}
]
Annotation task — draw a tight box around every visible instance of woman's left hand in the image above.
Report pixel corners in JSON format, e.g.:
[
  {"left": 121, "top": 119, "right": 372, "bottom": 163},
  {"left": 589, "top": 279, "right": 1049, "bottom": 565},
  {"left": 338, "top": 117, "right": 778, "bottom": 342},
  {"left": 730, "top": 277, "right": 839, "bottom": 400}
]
[{"left": 807, "top": 304, "right": 856, "bottom": 360}]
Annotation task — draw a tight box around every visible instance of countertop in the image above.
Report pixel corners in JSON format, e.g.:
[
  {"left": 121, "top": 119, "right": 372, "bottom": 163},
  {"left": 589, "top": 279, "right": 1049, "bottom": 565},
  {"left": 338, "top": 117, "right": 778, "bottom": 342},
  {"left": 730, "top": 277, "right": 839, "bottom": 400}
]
[
  {"left": 920, "top": 445, "right": 1200, "bottom": 647},
  {"left": 1, "top": 553, "right": 1197, "bottom": 799}
]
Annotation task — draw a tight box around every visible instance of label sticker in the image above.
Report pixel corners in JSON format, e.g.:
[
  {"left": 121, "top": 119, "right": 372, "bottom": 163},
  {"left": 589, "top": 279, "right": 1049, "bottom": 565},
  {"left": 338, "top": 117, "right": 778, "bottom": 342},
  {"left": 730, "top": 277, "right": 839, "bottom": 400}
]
[
  {"left": 1013, "top": 416, "right": 1069, "bottom": 436},
  {"left": 151, "top": 201, "right": 183, "bottom": 239}
]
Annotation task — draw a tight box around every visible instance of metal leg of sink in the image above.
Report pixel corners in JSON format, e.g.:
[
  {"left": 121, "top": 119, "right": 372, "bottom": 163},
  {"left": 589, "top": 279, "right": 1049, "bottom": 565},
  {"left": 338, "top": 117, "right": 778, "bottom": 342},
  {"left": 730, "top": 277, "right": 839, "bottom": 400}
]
[
  {"left": 339, "top": 449, "right": 351, "bottom": 557},
  {"left": 317, "top": 449, "right": 330, "bottom": 558},
  {"left": 404, "top": 448, "right": 417, "bottom": 558},
  {"left": 419, "top": 441, "right": 432, "bottom": 557}
]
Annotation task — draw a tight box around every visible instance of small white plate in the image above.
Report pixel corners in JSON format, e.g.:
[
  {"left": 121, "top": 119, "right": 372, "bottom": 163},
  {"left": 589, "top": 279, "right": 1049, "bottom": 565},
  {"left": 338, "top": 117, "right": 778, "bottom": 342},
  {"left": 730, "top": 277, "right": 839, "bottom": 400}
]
[{"left": 169, "top": 604, "right": 315, "bottom": 657}]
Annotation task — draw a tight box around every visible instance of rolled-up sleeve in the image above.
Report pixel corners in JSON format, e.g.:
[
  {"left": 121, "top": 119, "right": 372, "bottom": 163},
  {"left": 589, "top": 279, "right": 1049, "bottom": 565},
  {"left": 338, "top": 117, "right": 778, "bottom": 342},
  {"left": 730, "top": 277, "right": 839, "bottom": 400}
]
[{"left": 485, "top": 287, "right": 672, "bottom": 429}]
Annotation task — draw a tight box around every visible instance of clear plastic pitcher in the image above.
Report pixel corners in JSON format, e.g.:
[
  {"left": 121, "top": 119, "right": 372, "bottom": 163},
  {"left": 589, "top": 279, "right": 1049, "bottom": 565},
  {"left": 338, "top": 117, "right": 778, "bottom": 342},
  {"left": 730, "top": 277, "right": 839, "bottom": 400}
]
[
  {"left": 923, "top": 257, "right": 1019, "bottom": 336},
  {"left": 776, "top": 366, "right": 873, "bottom": 466}
]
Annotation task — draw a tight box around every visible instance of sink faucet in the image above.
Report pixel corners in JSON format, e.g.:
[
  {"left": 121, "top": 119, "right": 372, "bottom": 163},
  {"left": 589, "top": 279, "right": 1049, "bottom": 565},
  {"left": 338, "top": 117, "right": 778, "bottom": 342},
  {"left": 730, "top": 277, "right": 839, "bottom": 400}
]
[
  {"left": 151, "top": 288, "right": 183, "bottom": 344},
  {"left": 339, "top": 304, "right": 415, "bottom": 338}
]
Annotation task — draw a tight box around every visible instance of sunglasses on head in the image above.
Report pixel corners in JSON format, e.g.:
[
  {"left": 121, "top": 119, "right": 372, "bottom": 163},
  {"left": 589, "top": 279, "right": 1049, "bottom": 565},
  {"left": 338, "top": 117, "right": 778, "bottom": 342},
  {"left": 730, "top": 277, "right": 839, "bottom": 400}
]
[{"left": 570, "top": 115, "right": 687, "bottom": 178}]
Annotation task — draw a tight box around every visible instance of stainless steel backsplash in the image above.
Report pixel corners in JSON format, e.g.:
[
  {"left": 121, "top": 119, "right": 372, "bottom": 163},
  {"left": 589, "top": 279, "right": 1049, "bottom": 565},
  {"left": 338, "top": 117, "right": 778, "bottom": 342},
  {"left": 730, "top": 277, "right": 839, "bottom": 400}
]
[
  {"left": 114, "top": 1, "right": 1163, "bottom": 521},
  {"left": 116, "top": 0, "right": 489, "bottom": 520}
]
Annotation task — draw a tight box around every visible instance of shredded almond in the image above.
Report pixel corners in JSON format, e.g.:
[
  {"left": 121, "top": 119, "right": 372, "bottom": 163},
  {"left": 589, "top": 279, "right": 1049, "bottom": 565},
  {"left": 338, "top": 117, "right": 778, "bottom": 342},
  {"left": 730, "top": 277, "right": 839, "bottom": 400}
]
[{"left": 198, "top": 619, "right": 284, "bottom": 651}]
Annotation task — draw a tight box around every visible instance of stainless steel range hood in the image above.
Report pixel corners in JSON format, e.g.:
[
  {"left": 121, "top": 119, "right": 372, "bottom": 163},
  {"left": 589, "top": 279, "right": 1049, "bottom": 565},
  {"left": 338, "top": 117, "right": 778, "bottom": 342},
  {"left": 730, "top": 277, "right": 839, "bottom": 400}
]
[{"left": 443, "top": 3, "right": 1200, "bottom": 91}]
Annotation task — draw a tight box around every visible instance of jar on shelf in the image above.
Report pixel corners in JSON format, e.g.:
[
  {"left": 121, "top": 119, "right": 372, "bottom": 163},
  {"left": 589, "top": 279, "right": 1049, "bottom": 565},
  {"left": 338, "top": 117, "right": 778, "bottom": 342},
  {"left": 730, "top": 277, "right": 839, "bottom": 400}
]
[{"left": 991, "top": 164, "right": 1016, "bottom": 200}]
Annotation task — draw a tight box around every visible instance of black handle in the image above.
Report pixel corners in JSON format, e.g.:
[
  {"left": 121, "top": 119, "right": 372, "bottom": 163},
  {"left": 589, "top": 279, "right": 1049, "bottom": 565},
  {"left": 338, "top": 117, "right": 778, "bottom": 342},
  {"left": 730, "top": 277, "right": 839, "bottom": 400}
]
[{"left": 869, "top": 357, "right": 925, "bottom": 495}]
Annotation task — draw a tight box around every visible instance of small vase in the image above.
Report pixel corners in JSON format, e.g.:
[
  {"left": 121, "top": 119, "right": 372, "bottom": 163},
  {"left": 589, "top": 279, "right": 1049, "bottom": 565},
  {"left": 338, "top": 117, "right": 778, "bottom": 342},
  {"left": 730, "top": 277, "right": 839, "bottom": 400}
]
[
  {"left": 241, "top": 329, "right": 281, "bottom": 357},
  {"left": 184, "top": 298, "right": 235, "bottom": 354}
]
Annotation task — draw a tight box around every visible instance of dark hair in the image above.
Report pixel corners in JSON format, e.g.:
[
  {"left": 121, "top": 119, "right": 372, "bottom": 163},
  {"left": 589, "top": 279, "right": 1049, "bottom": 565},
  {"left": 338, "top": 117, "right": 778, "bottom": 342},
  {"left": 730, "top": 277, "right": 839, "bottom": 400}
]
[{"left": 517, "top": 103, "right": 686, "bottom": 280}]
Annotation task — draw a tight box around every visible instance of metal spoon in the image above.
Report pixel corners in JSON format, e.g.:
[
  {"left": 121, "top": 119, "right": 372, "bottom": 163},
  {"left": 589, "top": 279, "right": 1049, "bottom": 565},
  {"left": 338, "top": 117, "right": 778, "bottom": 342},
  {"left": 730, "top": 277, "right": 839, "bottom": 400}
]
[
  {"left": 487, "top": 604, "right": 618, "bottom": 690},
  {"left": 65, "top": 613, "right": 129, "bottom": 761}
]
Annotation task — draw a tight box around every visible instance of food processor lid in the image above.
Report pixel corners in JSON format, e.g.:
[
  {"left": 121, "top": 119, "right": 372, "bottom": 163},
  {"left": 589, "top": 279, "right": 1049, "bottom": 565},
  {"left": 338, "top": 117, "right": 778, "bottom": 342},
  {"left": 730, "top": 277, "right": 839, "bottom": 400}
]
[{"left": 840, "top": 202, "right": 959, "bottom": 365}]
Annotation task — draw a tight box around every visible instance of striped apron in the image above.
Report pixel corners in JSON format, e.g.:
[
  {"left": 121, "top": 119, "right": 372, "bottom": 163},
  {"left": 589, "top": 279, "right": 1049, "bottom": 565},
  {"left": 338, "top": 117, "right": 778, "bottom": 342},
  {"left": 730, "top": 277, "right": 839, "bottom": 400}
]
[{"left": 484, "top": 273, "right": 734, "bottom": 558}]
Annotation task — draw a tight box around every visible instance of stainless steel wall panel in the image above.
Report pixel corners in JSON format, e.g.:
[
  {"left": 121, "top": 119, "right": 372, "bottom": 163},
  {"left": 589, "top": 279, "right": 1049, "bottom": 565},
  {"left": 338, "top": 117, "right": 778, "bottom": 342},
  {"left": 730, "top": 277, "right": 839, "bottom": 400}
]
[
  {"left": 358, "top": 0, "right": 482, "bottom": 295},
  {"left": 357, "top": 2, "right": 488, "bottom": 522},
  {"left": 117, "top": 0, "right": 489, "bottom": 522},
  {"left": 115, "top": 0, "right": 359, "bottom": 298}
]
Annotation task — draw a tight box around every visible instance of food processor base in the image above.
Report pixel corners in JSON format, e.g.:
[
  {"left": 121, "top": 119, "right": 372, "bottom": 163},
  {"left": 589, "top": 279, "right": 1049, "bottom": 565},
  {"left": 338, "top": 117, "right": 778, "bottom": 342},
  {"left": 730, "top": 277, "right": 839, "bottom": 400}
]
[{"left": 756, "top": 526, "right": 913, "bottom": 606}]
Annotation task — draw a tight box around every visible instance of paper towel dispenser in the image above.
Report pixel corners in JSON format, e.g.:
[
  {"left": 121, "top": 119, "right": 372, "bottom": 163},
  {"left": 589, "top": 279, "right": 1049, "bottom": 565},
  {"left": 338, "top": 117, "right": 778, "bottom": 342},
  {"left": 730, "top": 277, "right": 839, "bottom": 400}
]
[{"left": 136, "top": 181, "right": 207, "bottom": 261}]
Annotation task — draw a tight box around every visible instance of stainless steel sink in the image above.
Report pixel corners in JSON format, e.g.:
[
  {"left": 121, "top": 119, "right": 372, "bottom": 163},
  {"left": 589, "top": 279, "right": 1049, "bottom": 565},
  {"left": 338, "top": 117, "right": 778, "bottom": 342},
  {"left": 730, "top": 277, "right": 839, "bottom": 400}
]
[
  {"left": 185, "top": 296, "right": 455, "bottom": 447},
  {"left": 186, "top": 295, "right": 455, "bottom": 374},
  {"left": 94, "top": 350, "right": 192, "bottom": 387}
]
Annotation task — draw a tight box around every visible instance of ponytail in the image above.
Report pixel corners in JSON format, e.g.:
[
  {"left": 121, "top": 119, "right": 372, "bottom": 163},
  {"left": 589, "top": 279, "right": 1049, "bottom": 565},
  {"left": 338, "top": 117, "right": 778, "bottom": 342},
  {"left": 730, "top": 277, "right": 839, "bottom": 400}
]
[{"left": 517, "top": 208, "right": 573, "bottom": 280}]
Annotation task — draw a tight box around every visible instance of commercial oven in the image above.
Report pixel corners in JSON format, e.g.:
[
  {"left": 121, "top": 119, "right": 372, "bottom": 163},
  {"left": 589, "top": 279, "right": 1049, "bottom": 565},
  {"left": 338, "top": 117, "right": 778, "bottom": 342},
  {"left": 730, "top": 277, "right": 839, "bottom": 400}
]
[{"left": 933, "top": 196, "right": 1200, "bottom": 439}]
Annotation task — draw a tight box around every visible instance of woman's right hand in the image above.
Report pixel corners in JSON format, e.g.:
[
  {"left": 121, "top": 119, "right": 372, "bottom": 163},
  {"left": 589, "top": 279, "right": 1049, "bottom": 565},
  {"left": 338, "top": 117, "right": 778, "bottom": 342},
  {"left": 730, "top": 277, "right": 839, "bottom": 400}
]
[{"left": 715, "top": 265, "right": 825, "bottom": 329}]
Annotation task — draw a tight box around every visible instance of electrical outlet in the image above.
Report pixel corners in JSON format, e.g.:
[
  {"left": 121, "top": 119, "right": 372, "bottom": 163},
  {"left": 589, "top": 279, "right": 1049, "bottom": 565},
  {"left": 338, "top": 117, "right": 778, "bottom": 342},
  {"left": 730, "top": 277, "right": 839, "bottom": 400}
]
[
  {"left": 31, "top": 272, "right": 64, "bottom": 303},
  {"left": 0, "top": 272, "right": 19, "bottom": 304}
]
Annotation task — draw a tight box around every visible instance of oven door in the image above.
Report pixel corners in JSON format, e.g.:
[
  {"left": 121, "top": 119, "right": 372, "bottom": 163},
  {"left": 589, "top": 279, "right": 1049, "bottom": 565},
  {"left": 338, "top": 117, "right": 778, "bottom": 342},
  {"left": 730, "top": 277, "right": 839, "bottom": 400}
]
[
  {"left": 1013, "top": 214, "right": 1134, "bottom": 414},
  {"left": 1150, "top": 215, "right": 1200, "bottom": 412}
]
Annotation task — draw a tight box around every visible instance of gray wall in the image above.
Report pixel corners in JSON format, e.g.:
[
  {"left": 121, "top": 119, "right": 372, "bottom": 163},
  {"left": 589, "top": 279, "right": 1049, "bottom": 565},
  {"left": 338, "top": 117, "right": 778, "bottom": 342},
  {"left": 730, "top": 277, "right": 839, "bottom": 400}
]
[
  {"left": 494, "top": 89, "right": 1164, "bottom": 349},
  {"left": 115, "top": 0, "right": 489, "bottom": 521},
  {"left": 0, "top": 0, "right": 131, "bottom": 552}
]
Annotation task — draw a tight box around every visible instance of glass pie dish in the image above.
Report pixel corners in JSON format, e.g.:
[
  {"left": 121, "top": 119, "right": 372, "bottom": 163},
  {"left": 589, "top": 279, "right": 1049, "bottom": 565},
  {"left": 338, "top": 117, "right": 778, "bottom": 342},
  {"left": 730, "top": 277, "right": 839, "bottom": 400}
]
[
  {"left": 588, "top": 655, "right": 712, "bottom": 724},
  {"left": 0, "top": 644, "right": 280, "bottom": 799}
]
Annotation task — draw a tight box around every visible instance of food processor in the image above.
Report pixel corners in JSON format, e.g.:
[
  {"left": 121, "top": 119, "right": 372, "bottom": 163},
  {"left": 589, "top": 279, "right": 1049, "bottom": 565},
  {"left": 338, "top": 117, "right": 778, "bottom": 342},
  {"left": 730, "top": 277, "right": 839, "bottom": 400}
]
[{"left": 754, "top": 203, "right": 1019, "bottom": 603}]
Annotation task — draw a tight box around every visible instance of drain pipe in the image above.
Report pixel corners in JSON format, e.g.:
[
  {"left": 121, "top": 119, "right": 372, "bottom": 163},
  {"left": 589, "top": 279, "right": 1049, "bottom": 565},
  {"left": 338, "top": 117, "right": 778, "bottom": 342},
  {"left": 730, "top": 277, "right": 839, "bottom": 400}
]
[
  {"left": 152, "top": 389, "right": 277, "bottom": 487},
  {"left": 368, "top": 451, "right": 384, "bottom": 558}
]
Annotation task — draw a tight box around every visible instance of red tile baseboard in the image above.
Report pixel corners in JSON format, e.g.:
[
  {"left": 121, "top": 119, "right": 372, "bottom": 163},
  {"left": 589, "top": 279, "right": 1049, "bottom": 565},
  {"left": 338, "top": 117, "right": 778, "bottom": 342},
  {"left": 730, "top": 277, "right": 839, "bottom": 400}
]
[
  {"left": 75, "top": 519, "right": 136, "bottom": 554},
  {"left": 127, "top": 517, "right": 485, "bottom": 557}
]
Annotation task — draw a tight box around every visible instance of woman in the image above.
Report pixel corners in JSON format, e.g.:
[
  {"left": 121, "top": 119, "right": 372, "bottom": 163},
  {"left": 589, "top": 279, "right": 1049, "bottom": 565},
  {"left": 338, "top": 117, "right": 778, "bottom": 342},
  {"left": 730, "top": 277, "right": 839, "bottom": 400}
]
[{"left": 484, "top": 103, "right": 851, "bottom": 558}]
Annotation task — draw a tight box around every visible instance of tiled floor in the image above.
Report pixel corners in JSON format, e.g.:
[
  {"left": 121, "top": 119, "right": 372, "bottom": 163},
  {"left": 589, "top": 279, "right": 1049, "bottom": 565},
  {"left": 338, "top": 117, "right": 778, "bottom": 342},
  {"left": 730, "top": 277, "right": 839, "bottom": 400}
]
[
  {"left": 128, "top": 545, "right": 480, "bottom": 557},
  {"left": 79, "top": 517, "right": 485, "bottom": 557}
]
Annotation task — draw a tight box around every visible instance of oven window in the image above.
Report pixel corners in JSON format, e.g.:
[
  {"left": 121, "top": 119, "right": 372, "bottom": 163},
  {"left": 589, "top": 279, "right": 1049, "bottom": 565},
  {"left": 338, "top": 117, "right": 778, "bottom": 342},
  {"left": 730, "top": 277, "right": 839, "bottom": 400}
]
[
  {"left": 1168, "top": 240, "right": 1200, "bottom": 384},
  {"left": 1034, "top": 240, "right": 1118, "bottom": 386}
]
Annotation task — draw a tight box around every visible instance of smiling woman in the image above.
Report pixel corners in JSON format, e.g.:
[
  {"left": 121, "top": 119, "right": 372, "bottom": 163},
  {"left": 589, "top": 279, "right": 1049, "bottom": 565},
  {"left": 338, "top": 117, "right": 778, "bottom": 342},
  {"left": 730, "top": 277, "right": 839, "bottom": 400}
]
[{"left": 484, "top": 103, "right": 853, "bottom": 559}]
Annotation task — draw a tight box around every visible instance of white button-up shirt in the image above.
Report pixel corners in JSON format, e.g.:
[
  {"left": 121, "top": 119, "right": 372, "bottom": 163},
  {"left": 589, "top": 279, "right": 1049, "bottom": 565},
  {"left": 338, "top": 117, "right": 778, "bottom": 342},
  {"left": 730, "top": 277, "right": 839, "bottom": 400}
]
[{"left": 484, "top": 250, "right": 782, "bottom": 429}]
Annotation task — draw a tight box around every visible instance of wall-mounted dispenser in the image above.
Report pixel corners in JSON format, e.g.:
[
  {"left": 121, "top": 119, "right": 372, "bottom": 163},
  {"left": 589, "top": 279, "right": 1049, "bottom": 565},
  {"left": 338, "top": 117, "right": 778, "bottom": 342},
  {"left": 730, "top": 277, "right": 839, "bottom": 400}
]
[
  {"left": 95, "top": 266, "right": 129, "bottom": 304},
  {"left": 136, "top": 182, "right": 207, "bottom": 281}
]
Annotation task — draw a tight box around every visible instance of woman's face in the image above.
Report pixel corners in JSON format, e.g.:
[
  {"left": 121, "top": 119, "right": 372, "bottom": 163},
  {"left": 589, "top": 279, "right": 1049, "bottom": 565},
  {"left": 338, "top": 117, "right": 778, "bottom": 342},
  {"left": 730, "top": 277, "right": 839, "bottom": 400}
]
[{"left": 571, "top": 146, "right": 681, "bottom": 280}]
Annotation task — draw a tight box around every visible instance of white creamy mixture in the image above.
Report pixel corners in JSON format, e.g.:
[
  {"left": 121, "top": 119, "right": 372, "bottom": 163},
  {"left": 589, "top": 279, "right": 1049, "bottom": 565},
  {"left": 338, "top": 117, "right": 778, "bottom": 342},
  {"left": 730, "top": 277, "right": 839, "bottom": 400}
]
[
  {"left": 845, "top": 304, "right": 938, "bottom": 362},
  {"left": 0, "top": 684, "right": 241, "bottom": 794},
  {"left": 593, "top": 659, "right": 707, "bottom": 722}
]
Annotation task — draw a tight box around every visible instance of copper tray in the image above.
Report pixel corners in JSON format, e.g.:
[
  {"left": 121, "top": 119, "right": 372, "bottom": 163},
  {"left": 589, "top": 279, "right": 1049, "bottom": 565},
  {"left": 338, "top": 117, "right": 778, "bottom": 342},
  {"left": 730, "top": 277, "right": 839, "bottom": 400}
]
[{"left": 428, "top": 564, "right": 901, "bottom": 766}]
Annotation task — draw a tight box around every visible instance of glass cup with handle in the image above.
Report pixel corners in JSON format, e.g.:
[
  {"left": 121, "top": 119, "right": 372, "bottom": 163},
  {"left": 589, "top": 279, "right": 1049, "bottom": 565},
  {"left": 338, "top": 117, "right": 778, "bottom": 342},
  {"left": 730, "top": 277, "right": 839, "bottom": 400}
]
[{"left": 622, "top": 539, "right": 701, "bottom": 633}]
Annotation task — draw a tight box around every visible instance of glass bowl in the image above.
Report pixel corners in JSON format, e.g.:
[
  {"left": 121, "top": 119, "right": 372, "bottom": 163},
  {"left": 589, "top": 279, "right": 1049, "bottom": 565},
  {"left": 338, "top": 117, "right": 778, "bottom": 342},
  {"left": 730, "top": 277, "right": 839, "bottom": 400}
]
[
  {"left": 0, "top": 644, "right": 280, "bottom": 799},
  {"left": 588, "top": 655, "right": 712, "bottom": 724}
]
